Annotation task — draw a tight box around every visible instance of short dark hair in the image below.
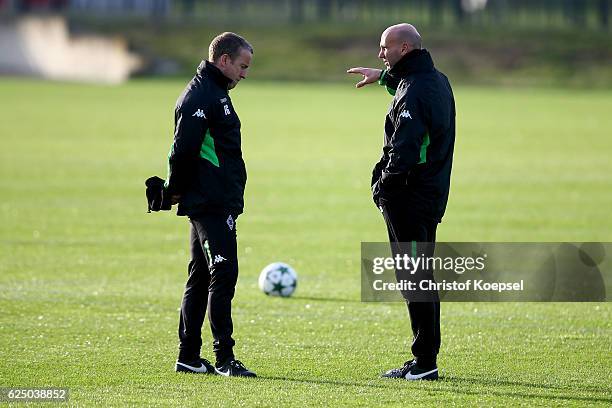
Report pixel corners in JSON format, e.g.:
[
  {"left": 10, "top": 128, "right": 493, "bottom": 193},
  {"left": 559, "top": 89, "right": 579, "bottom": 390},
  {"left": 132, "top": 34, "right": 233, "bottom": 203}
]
[{"left": 208, "top": 32, "right": 253, "bottom": 62}]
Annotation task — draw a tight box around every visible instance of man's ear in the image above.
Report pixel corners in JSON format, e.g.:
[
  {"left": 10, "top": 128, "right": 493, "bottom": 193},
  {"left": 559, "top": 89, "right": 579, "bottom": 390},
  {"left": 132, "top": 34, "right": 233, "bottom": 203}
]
[{"left": 220, "top": 54, "right": 231, "bottom": 67}]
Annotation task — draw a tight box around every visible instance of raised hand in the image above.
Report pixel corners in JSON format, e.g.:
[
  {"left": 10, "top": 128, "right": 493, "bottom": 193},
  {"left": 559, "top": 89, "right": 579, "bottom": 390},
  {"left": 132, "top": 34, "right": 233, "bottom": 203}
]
[{"left": 346, "top": 67, "right": 382, "bottom": 88}]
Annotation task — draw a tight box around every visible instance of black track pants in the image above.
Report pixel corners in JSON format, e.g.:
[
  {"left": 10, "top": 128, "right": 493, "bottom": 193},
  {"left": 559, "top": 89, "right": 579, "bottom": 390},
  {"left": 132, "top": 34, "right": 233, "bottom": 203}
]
[
  {"left": 380, "top": 201, "right": 441, "bottom": 369},
  {"left": 178, "top": 212, "right": 239, "bottom": 365}
]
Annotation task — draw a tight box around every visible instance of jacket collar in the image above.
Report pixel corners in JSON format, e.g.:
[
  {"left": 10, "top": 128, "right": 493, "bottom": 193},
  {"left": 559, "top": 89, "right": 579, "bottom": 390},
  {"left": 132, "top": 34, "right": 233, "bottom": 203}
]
[
  {"left": 389, "top": 48, "right": 435, "bottom": 77},
  {"left": 197, "top": 60, "right": 232, "bottom": 90}
]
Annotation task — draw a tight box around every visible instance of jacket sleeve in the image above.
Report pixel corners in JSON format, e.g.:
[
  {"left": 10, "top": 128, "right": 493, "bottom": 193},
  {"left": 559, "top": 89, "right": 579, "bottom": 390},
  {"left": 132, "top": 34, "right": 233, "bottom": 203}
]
[
  {"left": 371, "top": 152, "right": 388, "bottom": 188},
  {"left": 370, "top": 151, "right": 388, "bottom": 206},
  {"left": 379, "top": 70, "right": 400, "bottom": 96},
  {"left": 380, "top": 94, "right": 428, "bottom": 188},
  {"left": 165, "top": 104, "right": 208, "bottom": 195}
]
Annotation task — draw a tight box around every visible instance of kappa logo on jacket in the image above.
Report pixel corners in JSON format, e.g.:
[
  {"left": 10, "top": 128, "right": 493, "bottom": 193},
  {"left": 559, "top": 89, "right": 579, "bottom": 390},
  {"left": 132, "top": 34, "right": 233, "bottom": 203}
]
[
  {"left": 399, "top": 110, "right": 412, "bottom": 120},
  {"left": 212, "top": 254, "right": 227, "bottom": 265},
  {"left": 192, "top": 109, "right": 206, "bottom": 119}
]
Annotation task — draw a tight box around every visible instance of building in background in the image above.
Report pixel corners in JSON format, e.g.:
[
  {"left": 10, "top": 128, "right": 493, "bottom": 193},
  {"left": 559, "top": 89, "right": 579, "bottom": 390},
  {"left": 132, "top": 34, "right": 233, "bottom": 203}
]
[{"left": 0, "top": 16, "right": 141, "bottom": 83}]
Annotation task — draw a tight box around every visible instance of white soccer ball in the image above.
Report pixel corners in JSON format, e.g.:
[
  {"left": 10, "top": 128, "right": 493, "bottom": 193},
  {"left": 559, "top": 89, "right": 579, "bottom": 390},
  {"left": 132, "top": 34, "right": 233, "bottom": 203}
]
[{"left": 258, "top": 262, "right": 297, "bottom": 297}]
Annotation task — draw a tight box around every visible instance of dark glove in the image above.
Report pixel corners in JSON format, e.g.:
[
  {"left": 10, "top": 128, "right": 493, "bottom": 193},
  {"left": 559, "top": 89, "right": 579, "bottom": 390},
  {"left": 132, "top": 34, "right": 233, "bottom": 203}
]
[
  {"left": 380, "top": 171, "right": 406, "bottom": 189},
  {"left": 376, "top": 171, "right": 409, "bottom": 203},
  {"left": 145, "top": 176, "right": 172, "bottom": 212}
]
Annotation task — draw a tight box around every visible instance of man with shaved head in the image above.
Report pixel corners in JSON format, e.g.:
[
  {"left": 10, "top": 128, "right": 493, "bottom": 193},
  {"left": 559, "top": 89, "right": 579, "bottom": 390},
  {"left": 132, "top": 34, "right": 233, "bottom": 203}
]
[{"left": 348, "top": 24, "right": 456, "bottom": 381}]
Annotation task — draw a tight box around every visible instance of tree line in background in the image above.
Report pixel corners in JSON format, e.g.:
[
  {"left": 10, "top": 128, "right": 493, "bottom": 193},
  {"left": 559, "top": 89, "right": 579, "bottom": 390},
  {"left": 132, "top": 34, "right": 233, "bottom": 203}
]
[
  {"left": 279, "top": 0, "right": 610, "bottom": 29},
  {"left": 1, "top": 0, "right": 610, "bottom": 29}
]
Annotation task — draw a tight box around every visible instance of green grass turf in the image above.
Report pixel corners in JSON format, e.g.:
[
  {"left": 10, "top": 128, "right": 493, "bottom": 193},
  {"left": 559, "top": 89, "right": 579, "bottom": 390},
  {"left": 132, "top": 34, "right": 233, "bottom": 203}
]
[{"left": 0, "top": 78, "right": 611, "bottom": 406}]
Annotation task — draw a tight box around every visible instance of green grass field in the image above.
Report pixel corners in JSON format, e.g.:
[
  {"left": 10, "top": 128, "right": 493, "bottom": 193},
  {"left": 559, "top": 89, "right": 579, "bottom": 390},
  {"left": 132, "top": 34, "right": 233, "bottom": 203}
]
[{"left": 1, "top": 78, "right": 611, "bottom": 406}]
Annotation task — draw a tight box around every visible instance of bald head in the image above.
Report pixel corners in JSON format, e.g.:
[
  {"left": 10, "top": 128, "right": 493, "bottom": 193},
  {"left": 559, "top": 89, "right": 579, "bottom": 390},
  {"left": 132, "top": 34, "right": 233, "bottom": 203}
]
[
  {"left": 379, "top": 23, "right": 422, "bottom": 69},
  {"left": 386, "top": 23, "right": 422, "bottom": 50}
]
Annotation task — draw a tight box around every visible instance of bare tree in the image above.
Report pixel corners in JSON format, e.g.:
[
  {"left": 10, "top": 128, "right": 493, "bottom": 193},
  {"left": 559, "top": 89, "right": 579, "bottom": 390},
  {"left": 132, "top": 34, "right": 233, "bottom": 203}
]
[
  {"left": 317, "top": 0, "right": 332, "bottom": 21},
  {"left": 429, "top": 0, "right": 444, "bottom": 26},
  {"left": 564, "top": 0, "right": 586, "bottom": 27},
  {"left": 453, "top": 0, "right": 466, "bottom": 23},
  {"left": 599, "top": 0, "right": 610, "bottom": 28},
  {"left": 290, "top": 0, "right": 304, "bottom": 23}
]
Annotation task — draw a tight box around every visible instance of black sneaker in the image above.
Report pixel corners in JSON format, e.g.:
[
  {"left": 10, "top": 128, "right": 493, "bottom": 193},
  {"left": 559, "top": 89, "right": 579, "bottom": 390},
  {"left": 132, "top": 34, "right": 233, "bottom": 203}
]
[
  {"left": 381, "top": 360, "right": 438, "bottom": 381},
  {"left": 175, "top": 358, "right": 217, "bottom": 374},
  {"left": 215, "top": 359, "right": 257, "bottom": 377}
]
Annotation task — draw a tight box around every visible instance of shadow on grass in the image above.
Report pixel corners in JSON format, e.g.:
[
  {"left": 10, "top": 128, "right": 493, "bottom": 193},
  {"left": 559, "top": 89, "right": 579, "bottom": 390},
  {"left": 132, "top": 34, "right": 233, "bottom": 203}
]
[
  {"left": 290, "top": 296, "right": 363, "bottom": 304},
  {"left": 260, "top": 375, "right": 612, "bottom": 404},
  {"left": 260, "top": 375, "right": 388, "bottom": 389},
  {"left": 445, "top": 375, "right": 609, "bottom": 394}
]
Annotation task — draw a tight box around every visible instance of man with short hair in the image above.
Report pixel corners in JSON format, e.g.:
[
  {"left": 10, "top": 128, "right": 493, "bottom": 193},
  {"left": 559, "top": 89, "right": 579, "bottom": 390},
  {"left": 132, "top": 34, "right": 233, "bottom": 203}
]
[
  {"left": 348, "top": 23, "right": 456, "bottom": 381},
  {"left": 166, "top": 32, "right": 256, "bottom": 377}
]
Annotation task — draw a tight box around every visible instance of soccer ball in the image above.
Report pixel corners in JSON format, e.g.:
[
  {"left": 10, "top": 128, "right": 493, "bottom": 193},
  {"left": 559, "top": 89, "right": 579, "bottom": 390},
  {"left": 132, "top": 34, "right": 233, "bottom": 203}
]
[{"left": 258, "top": 262, "right": 297, "bottom": 297}]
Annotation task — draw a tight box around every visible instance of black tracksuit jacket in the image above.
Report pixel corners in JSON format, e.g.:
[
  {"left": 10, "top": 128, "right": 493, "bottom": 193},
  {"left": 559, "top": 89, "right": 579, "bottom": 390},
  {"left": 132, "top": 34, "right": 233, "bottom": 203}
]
[
  {"left": 372, "top": 49, "right": 456, "bottom": 222},
  {"left": 166, "top": 60, "right": 247, "bottom": 217}
]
